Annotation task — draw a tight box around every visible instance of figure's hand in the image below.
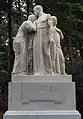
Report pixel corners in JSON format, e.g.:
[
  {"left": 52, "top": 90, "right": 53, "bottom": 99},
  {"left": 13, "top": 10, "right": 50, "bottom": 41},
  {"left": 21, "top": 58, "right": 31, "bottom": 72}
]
[{"left": 49, "top": 38, "right": 54, "bottom": 45}]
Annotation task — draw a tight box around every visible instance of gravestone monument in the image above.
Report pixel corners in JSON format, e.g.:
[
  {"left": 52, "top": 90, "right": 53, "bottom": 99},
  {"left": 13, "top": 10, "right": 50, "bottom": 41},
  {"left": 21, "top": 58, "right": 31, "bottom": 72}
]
[{"left": 4, "top": 5, "right": 81, "bottom": 119}]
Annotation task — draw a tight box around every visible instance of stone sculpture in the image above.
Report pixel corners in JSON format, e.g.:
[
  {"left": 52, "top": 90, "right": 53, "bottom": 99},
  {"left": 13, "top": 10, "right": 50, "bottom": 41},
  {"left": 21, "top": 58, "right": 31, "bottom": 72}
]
[
  {"left": 52, "top": 16, "right": 66, "bottom": 75},
  {"left": 4, "top": 6, "right": 81, "bottom": 119},
  {"left": 33, "top": 5, "right": 54, "bottom": 75},
  {"left": 12, "top": 14, "right": 36, "bottom": 75},
  {"left": 12, "top": 5, "right": 67, "bottom": 76}
]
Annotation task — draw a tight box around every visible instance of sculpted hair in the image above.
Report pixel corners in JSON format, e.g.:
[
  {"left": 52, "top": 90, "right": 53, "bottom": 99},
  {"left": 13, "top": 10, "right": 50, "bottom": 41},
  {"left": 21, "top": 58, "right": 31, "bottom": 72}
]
[
  {"left": 52, "top": 16, "right": 58, "bottom": 25},
  {"left": 52, "top": 16, "right": 57, "bottom": 21},
  {"left": 28, "top": 14, "right": 35, "bottom": 21},
  {"left": 33, "top": 5, "right": 43, "bottom": 12}
]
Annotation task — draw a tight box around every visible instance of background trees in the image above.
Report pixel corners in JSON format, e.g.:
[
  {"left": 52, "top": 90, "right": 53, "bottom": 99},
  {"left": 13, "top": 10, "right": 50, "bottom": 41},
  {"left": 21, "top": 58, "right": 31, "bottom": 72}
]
[{"left": 0, "top": 0, "right": 83, "bottom": 117}]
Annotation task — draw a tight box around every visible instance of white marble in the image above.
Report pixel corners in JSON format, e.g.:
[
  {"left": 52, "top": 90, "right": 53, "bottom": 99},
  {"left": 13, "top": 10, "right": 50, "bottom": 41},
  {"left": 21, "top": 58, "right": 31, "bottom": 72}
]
[
  {"left": 4, "top": 110, "right": 81, "bottom": 119},
  {"left": 8, "top": 76, "right": 75, "bottom": 110},
  {"left": 12, "top": 5, "right": 70, "bottom": 76},
  {"left": 12, "top": 75, "right": 72, "bottom": 83},
  {"left": 4, "top": 5, "right": 81, "bottom": 119},
  {"left": 12, "top": 14, "right": 36, "bottom": 75},
  {"left": 51, "top": 16, "right": 66, "bottom": 75},
  {"left": 33, "top": 5, "right": 54, "bottom": 75}
]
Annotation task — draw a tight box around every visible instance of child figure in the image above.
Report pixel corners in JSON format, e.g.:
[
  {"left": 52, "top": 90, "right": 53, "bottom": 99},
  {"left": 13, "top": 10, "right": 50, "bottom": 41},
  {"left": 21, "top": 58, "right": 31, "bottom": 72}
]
[{"left": 51, "top": 16, "right": 67, "bottom": 75}]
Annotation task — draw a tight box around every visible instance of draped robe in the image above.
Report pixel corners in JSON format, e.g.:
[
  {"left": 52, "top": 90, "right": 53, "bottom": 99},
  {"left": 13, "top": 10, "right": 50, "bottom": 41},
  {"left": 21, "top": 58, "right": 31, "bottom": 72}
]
[
  {"left": 53, "top": 28, "right": 65, "bottom": 74},
  {"left": 33, "top": 14, "right": 53, "bottom": 75},
  {"left": 12, "top": 21, "right": 36, "bottom": 75}
]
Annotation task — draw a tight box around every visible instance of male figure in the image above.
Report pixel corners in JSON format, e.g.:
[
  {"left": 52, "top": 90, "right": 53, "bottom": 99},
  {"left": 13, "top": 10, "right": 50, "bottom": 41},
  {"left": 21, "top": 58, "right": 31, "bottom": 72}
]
[
  {"left": 12, "top": 14, "right": 36, "bottom": 75},
  {"left": 52, "top": 16, "right": 66, "bottom": 75},
  {"left": 33, "top": 5, "right": 54, "bottom": 75}
]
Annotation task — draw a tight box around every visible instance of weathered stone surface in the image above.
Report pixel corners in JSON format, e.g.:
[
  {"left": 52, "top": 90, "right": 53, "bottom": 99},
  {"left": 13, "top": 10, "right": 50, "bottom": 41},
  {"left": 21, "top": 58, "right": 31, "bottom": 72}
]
[
  {"left": 12, "top": 75, "right": 72, "bottom": 82},
  {"left": 4, "top": 110, "right": 81, "bottom": 119},
  {"left": 9, "top": 75, "right": 75, "bottom": 110}
]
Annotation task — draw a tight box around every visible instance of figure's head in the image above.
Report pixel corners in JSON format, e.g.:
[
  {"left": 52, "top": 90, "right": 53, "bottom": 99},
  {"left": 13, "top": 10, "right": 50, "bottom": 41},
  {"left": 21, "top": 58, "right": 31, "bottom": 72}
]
[
  {"left": 52, "top": 16, "right": 57, "bottom": 26},
  {"left": 28, "top": 14, "right": 36, "bottom": 23},
  {"left": 33, "top": 5, "right": 43, "bottom": 16}
]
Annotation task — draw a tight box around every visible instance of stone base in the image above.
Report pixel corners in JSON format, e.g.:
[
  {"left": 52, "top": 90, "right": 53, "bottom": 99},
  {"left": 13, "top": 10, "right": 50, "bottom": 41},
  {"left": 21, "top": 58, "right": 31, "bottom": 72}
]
[
  {"left": 8, "top": 75, "right": 76, "bottom": 110},
  {"left": 12, "top": 75, "right": 72, "bottom": 82},
  {"left": 4, "top": 110, "right": 81, "bottom": 119}
]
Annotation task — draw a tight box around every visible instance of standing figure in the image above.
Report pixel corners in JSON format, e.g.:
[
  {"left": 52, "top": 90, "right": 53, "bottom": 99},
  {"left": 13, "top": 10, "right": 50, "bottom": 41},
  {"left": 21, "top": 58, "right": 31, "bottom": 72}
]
[
  {"left": 52, "top": 16, "right": 66, "bottom": 75},
  {"left": 26, "top": 15, "right": 37, "bottom": 75},
  {"left": 33, "top": 5, "right": 54, "bottom": 75},
  {"left": 12, "top": 14, "right": 36, "bottom": 75}
]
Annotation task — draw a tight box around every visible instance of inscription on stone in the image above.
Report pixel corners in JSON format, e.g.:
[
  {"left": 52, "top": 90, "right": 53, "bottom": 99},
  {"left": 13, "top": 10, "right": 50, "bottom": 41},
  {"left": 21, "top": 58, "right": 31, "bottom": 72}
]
[
  {"left": 22, "top": 83, "right": 65, "bottom": 104},
  {"left": 38, "top": 84, "right": 60, "bottom": 92},
  {"left": 23, "top": 100, "right": 62, "bottom": 104}
]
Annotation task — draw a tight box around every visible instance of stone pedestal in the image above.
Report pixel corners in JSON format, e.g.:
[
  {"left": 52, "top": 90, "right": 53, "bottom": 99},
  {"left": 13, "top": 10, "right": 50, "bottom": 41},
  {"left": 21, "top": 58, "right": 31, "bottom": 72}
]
[
  {"left": 4, "top": 111, "right": 81, "bottom": 119},
  {"left": 4, "top": 75, "right": 81, "bottom": 119}
]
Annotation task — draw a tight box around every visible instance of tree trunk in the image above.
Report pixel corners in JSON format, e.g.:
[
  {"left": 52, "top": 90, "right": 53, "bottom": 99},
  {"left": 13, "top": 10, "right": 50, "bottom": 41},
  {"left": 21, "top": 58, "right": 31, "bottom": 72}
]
[
  {"left": 26, "top": 0, "right": 30, "bottom": 19},
  {"left": 79, "top": 41, "right": 83, "bottom": 60},
  {"left": 18, "top": 0, "right": 21, "bottom": 22},
  {"left": 67, "top": 37, "right": 72, "bottom": 65},
  {"left": 8, "top": 0, "right": 14, "bottom": 79}
]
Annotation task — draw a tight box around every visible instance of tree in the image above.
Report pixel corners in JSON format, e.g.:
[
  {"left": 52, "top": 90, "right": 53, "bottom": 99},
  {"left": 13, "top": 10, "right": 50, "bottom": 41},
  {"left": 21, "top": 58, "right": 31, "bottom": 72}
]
[
  {"left": 8, "top": 0, "right": 14, "bottom": 79},
  {"left": 0, "top": 0, "right": 8, "bottom": 72}
]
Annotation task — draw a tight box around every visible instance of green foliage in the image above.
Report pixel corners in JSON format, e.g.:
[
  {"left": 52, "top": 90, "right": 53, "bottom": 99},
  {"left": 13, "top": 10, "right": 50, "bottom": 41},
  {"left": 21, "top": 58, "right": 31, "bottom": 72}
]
[{"left": 0, "top": 10, "right": 8, "bottom": 72}]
